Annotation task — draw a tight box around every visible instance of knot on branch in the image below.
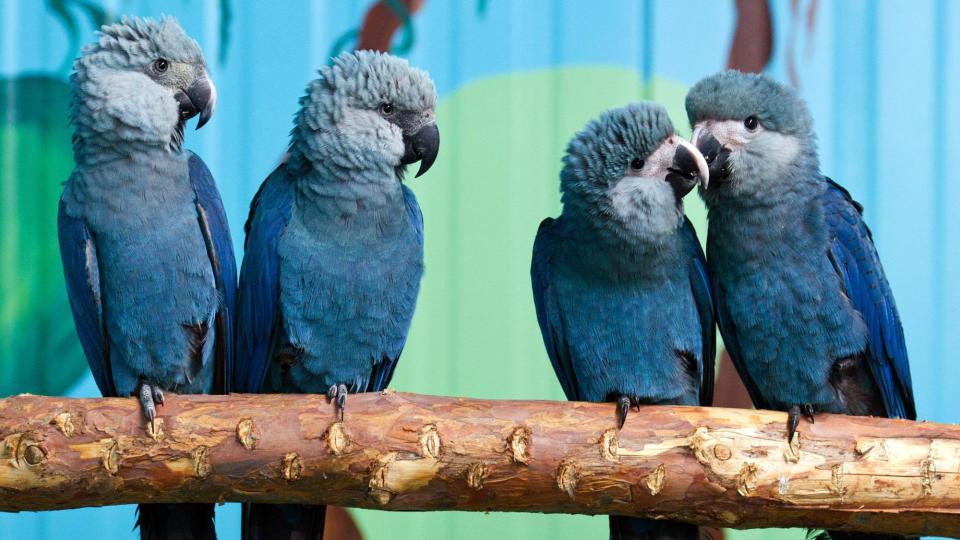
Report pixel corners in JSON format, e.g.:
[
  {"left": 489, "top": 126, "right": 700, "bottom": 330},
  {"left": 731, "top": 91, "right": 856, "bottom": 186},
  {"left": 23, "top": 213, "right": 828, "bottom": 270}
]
[
  {"left": 51, "top": 412, "right": 76, "bottom": 437},
  {"left": 644, "top": 463, "right": 666, "bottom": 496},
  {"left": 236, "top": 418, "right": 258, "bottom": 450},
  {"left": 418, "top": 424, "right": 441, "bottom": 459},
  {"left": 282, "top": 453, "right": 302, "bottom": 481},
  {"left": 3, "top": 432, "right": 47, "bottom": 469},
  {"left": 600, "top": 429, "right": 619, "bottom": 462},
  {"left": 737, "top": 462, "right": 759, "bottom": 497},
  {"left": 509, "top": 427, "right": 531, "bottom": 464},
  {"left": 192, "top": 446, "right": 210, "bottom": 478},
  {"left": 326, "top": 422, "right": 350, "bottom": 456},
  {"left": 556, "top": 460, "right": 580, "bottom": 499},
  {"left": 100, "top": 438, "right": 120, "bottom": 474},
  {"left": 466, "top": 462, "right": 487, "bottom": 490},
  {"left": 146, "top": 418, "right": 164, "bottom": 442}
]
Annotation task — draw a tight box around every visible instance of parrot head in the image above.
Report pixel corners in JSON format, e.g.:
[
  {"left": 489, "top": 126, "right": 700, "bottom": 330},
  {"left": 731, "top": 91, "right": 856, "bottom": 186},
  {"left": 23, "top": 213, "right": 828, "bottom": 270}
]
[
  {"left": 71, "top": 16, "right": 216, "bottom": 156},
  {"left": 685, "top": 70, "right": 819, "bottom": 205},
  {"left": 291, "top": 50, "right": 440, "bottom": 179},
  {"left": 560, "top": 103, "right": 708, "bottom": 241}
]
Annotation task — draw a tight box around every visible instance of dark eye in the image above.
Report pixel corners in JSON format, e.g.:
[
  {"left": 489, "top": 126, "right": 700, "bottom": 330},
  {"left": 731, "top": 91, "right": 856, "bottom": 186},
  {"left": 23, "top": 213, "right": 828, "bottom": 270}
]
[
  {"left": 744, "top": 115, "right": 759, "bottom": 131},
  {"left": 153, "top": 58, "right": 169, "bottom": 73},
  {"left": 379, "top": 103, "right": 395, "bottom": 116},
  {"left": 630, "top": 158, "right": 645, "bottom": 170}
]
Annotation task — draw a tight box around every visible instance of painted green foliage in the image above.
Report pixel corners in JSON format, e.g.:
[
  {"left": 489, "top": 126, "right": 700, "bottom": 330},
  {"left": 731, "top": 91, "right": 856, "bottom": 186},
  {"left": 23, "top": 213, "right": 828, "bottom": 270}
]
[{"left": 0, "top": 76, "right": 87, "bottom": 396}]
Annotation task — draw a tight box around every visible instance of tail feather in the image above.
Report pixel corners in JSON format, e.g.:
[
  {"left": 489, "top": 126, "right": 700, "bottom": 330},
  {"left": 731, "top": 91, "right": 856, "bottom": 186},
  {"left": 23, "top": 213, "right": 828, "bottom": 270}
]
[
  {"left": 609, "top": 517, "right": 699, "bottom": 540},
  {"left": 243, "top": 503, "right": 326, "bottom": 540},
  {"left": 135, "top": 504, "right": 216, "bottom": 540}
]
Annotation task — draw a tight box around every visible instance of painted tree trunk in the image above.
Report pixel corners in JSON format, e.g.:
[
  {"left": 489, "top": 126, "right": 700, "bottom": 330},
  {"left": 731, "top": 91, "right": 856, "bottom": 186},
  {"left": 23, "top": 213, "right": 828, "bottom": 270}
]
[{"left": 0, "top": 392, "right": 956, "bottom": 537}]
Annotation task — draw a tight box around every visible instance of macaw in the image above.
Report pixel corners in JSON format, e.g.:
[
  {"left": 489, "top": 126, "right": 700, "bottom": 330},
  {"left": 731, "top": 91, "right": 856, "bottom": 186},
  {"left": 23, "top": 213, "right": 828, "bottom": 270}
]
[
  {"left": 58, "top": 16, "right": 234, "bottom": 540},
  {"left": 686, "top": 70, "right": 915, "bottom": 540},
  {"left": 531, "top": 102, "right": 713, "bottom": 540},
  {"left": 234, "top": 50, "right": 439, "bottom": 539}
]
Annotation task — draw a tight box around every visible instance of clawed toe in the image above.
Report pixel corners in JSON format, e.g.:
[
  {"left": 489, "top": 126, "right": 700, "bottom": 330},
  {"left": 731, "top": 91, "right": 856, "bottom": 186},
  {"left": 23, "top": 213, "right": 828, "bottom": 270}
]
[
  {"left": 787, "top": 404, "right": 816, "bottom": 442},
  {"left": 327, "top": 383, "right": 349, "bottom": 423},
  {"left": 136, "top": 380, "right": 165, "bottom": 431},
  {"left": 616, "top": 395, "right": 631, "bottom": 430}
]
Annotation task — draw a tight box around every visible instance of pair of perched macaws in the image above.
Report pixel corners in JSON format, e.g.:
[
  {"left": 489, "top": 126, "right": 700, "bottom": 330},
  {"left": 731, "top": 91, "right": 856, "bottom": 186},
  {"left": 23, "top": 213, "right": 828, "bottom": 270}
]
[
  {"left": 58, "top": 16, "right": 437, "bottom": 540},
  {"left": 58, "top": 15, "right": 913, "bottom": 540},
  {"left": 532, "top": 76, "right": 915, "bottom": 540}
]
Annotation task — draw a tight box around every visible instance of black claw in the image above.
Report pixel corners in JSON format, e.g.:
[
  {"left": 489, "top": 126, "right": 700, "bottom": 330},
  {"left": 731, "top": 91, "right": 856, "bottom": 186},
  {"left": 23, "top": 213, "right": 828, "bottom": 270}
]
[
  {"left": 616, "top": 395, "right": 631, "bottom": 430},
  {"left": 802, "top": 403, "right": 815, "bottom": 424},
  {"left": 137, "top": 381, "right": 159, "bottom": 431},
  {"left": 326, "top": 384, "right": 348, "bottom": 423},
  {"left": 336, "top": 384, "right": 348, "bottom": 422},
  {"left": 787, "top": 405, "right": 801, "bottom": 442},
  {"left": 153, "top": 386, "right": 165, "bottom": 406}
]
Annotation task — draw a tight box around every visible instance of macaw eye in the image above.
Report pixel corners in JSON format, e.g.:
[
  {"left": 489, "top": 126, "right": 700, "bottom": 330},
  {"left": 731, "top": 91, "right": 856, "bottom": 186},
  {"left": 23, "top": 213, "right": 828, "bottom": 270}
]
[
  {"left": 153, "top": 59, "right": 169, "bottom": 73},
  {"left": 744, "top": 115, "right": 759, "bottom": 131},
  {"left": 630, "top": 158, "right": 645, "bottom": 171},
  {"left": 379, "top": 103, "right": 395, "bottom": 116}
]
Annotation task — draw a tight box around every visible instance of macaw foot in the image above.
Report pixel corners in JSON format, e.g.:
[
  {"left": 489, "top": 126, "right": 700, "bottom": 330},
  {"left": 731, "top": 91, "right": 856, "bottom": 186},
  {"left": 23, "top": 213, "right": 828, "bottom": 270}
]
[
  {"left": 615, "top": 395, "right": 642, "bottom": 431},
  {"left": 786, "top": 403, "right": 816, "bottom": 442},
  {"left": 327, "top": 383, "right": 349, "bottom": 423},
  {"left": 135, "top": 380, "right": 165, "bottom": 431}
]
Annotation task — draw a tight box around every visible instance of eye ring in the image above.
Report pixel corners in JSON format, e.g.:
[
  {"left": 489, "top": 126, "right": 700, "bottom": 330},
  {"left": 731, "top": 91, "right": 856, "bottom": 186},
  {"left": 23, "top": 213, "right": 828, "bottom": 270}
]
[
  {"left": 630, "top": 158, "right": 645, "bottom": 171},
  {"left": 744, "top": 115, "right": 760, "bottom": 131},
  {"left": 153, "top": 58, "right": 169, "bottom": 73},
  {"left": 379, "top": 103, "right": 395, "bottom": 116}
]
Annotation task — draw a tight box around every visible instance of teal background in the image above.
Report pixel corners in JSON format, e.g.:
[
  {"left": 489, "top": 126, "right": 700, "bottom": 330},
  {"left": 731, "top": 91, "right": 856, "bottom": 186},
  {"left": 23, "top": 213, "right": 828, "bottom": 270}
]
[{"left": 1, "top": 1, "right": 958, "bottom": 538}]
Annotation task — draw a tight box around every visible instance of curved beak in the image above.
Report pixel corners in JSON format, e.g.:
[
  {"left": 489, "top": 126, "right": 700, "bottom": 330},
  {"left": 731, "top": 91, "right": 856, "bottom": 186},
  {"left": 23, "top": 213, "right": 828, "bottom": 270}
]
[
  {"left": 175, "top": 70, "right": 217, "bottom": 130},
  {"left": 401, "top": 122, "right": 440, "bottom": 178},
  {"left": 691, "top": 125, "right": 730, "bottom": 187},
  {"left": 665, "top": 138, "right": 710, "bottom": 199}
]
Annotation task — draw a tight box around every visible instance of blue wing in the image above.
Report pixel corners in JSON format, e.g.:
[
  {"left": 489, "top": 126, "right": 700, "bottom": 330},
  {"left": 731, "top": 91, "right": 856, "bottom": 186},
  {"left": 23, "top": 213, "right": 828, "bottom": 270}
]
[
  {"left": 707, "top": 237, "right": 771, "bottom": 411},
  {"left": 681, "top": 218, "right": 716, "bottom": 407},
  {"left": 234, "top": 166, "right": 295, "bottom": 394},
  {"left": 822, "top": 179, "right": 916, "bottom": 419},
  {"left": 365, "top": 185, "right": 424, "bottom": 393},
  {"left": 188, "top": 153, "right": 237, "bottom": 394},
  {"left": 531, "top": 218, "right": 581, "bottom": 401},
  {"left": 58, "top": 194, "right": 116, "bottom": 397}
]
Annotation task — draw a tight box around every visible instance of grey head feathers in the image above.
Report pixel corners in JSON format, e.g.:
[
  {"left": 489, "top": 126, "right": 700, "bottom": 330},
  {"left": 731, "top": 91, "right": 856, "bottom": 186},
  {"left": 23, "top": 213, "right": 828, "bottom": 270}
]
[
  {"left": 288, "top": 50, "right": 438, "bottom": 182},
  {"left": 686, "top": 70, "right": 822, "bottom": 206},
  {"left": 559, "top": 103, "right": 690, "bottom": 244},
  {"left": 686, "top": 70, "right": 813, "bottom": 138},
  {"left": 70, "top": 16, "right": 213, "bottom": 162}
]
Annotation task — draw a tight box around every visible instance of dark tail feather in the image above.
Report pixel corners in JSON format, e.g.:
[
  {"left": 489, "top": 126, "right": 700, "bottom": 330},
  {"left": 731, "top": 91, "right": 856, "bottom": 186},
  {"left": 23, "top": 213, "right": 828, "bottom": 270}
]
[
  {"left": 243, "top": 503, "right": 326, "bottom": 540},
  {"left": 809, "top": 531, "right": 917, "bottom": 540},
  {"left": 609, "top": 517, "right": 699, "bottom": 540},
  {"left": 135, "top": 504, "right": 216, "bottom": 540}
]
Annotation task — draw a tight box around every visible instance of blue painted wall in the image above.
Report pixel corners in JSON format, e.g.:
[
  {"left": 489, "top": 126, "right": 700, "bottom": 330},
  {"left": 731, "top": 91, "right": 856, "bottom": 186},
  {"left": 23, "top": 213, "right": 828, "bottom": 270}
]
[{"left": 1, "top": 1, "right": 958, "bottom": 538}]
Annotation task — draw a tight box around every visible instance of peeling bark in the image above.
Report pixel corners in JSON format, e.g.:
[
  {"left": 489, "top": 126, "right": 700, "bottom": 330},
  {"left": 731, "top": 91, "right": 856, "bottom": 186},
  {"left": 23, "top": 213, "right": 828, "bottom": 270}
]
[{"left": 0, "top": 392, "right": 957, "bottom": 536}]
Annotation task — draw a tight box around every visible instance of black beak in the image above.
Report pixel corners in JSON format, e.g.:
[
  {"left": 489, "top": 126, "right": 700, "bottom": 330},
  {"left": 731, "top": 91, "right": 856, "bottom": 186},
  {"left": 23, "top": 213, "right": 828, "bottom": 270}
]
[
  {"left": 401, "top": 122, "right": 440, "bottom": 178},
  {"left": 665, "top": 139, "right": 710, "bottom": 200},
  {"left": 692, "top": 127, "right": 731, "bottom": 186},
  {"left": 175, "top": 72, "right": 217, "bottom": 130}
]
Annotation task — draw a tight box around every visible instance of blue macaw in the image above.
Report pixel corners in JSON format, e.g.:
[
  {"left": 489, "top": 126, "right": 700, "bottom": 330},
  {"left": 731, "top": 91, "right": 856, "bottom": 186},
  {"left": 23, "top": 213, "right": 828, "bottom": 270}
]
[
  {"left": 686, "top": 70, "right": 915, "bottom": 540},
  {"left": 531, "top": 103, "right": 714, "bottom": 540},
  {"left": 58, "top": 16, "right": 234, "bottom": 540},
  {"left": 234, "top": 50, "right": 439, "bottom": 540}
]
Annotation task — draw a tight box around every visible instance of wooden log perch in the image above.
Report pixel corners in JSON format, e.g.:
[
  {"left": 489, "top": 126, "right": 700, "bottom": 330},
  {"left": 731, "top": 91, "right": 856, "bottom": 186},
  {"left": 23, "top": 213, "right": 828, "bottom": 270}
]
[{"left": 1, "top": 392, "right": 958, "bottom": 537}]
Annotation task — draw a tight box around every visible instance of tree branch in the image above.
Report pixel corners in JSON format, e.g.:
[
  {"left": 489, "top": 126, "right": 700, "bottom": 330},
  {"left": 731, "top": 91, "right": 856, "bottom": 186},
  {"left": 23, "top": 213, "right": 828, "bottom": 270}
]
[{"left": 0, "top": 392, "right": 957, "bottom": 536}]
